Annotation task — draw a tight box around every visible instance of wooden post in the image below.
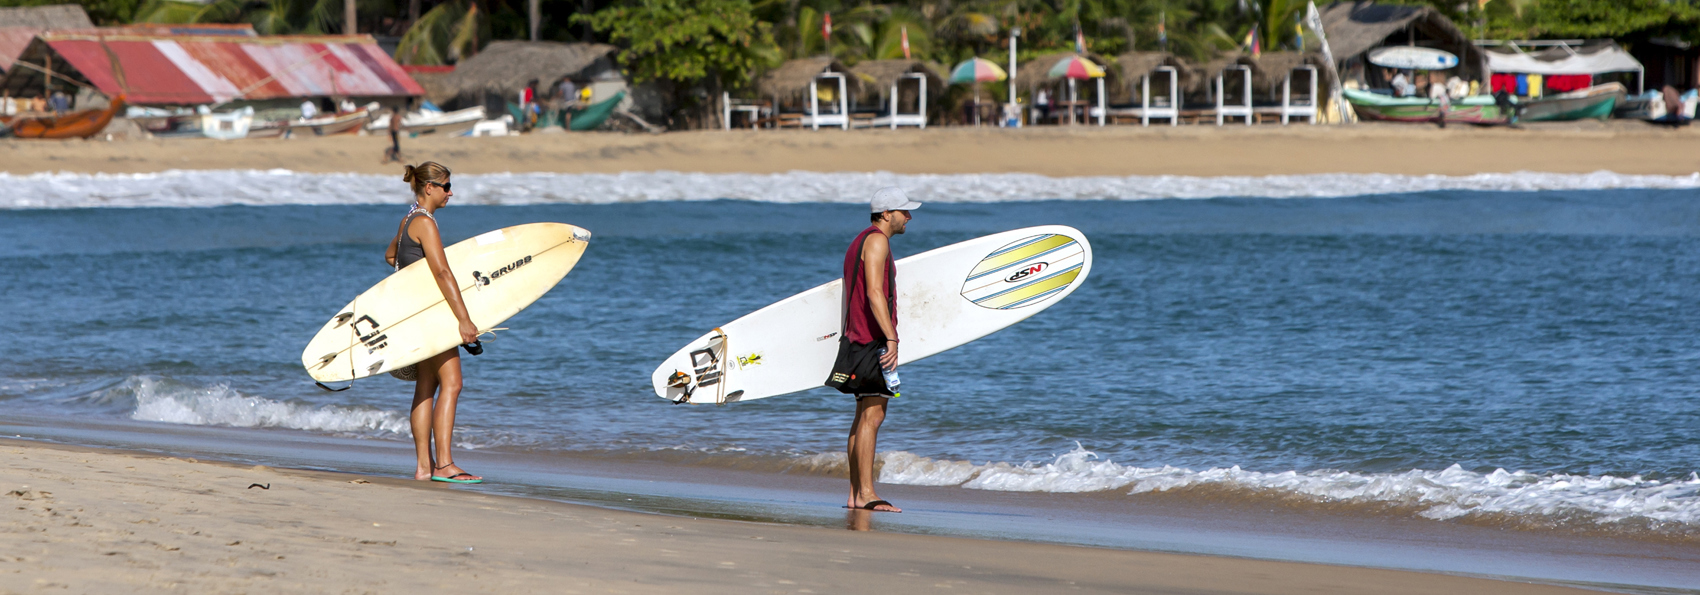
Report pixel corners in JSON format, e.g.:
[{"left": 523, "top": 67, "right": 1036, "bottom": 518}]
[
  {"left": 345, "top": 0, "right": 357, "bottom": 34},
  {"left": 530, "top": 0, "right": 540, "bottom": 41}
]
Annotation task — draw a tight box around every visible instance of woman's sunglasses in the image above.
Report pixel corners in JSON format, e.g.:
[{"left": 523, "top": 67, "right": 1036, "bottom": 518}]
[{"left": 427, "top": 181, "right": 452, "bottom": 192}]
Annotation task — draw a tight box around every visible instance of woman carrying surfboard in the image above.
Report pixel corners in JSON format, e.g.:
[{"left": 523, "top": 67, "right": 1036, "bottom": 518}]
[{"left": 384, "top": 162, "right": 484, "bottom": 484}]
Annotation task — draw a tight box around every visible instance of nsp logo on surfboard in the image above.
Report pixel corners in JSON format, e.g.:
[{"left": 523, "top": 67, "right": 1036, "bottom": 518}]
[
  {"left": 473, "top": 255, "right": 534, "bottom": 288},
  {"left": 1005, "top": 262, "right": 1047, "bottom": 283}
]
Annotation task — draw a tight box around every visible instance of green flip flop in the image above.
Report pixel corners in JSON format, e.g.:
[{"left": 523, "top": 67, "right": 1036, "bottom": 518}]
[{"left": 430, "top": 463, "right": 483, "bottom": 484}]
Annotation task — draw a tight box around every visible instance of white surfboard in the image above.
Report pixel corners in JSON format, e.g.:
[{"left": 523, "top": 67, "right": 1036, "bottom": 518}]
[
  {"left": 302, "top": 222, "right": 591, "bottom": 383},
  {"left": 1368, "top": 46, "right": 1459, "bottom": 70},
  {"left": 650, "top": 225, "right": 1091, "bottom": 404}
]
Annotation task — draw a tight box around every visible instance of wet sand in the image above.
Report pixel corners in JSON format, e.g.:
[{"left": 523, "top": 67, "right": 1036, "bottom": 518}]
[
  {"left": 2, "top": 121, "right": 1698, "bottom": 177},
  {"left": 0, "top": 438, "right": 1602, "bottom": 594}
]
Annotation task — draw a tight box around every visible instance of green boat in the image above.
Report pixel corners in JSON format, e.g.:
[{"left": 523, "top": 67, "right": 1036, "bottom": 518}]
[
  {"left": 508, "top": 91, "right": 628, "bottom": 131},
  {"left": 1343, "top": 88, "right": 1510, "bottom": 124},
  {"left": 1519, "top": 83, "right": 1623, "bottom": 122}
]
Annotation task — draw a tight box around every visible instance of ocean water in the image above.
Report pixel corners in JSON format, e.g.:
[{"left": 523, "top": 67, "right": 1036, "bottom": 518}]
[{"left": 4, "top": 171, "right": 1700, "bottom": 554}]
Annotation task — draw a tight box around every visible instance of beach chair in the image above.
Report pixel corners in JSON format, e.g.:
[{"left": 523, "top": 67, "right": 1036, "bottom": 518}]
[
  {"left": 1216, "top": 65, "right": 1254, "bottom": 125},
  {"left": 1280, "top": 66, "right": 1319, "bottom": 125},
  {"left": 1110, "top": 67, "right": 1180, "bottom": 126},
  {"left": 722, "top": 92, "right": 769, "bottom": 130},
  {"left": 866, "top": 73, "right": 928, "bottom": 129},
  {"left": 803, "top": 73, "right": 850, "bottom": 130}
]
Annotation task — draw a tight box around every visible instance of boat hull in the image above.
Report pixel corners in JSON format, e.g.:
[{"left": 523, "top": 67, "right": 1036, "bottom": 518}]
[
  {"left": 1521, "top": 84, "right": 1624, "bottom": 122},
  {"left": 8, "top": 96, "right": 126, "bottom": 139}
]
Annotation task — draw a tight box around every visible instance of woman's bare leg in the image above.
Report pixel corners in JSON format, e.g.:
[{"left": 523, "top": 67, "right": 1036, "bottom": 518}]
[
  {"left": 430, "top": 349, "right": 478, "bottom": 480},
  {"left": 409, "top": 353, "right": 441, "bottom": 480}
]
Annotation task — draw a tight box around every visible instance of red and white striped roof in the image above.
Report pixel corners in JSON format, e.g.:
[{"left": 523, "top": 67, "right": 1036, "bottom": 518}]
[{"left": 38, "top": 31, "right": 422, "bottom": 104}]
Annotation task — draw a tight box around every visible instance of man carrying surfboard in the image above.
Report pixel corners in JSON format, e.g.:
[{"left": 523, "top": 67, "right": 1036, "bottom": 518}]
[{"left": 843, "top": 187, "right": 919, "bottom": 513}]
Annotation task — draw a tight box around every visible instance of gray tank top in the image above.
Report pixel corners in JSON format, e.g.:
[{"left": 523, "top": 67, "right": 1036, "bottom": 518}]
[{"left": 395, "top": 207, "right": 432, "bottom": 269}]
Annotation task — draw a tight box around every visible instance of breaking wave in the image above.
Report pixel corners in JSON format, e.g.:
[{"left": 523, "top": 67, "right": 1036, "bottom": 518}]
[
  {"left": 114, "top": 376, "right": 410, "bottom": 436},
  {"left": 794, "top": 445, "right": 1700, "bottom": 535},
  {"left": 7, "top": 169, "right": 1700, "bottom": 209}
]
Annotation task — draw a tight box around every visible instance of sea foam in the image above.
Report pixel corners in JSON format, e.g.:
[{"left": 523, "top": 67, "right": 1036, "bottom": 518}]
[
  {"left": 866, "top": 445, "right": 1700, "bottom": 530},
  {"left": 7, "top": 169, "right": 1700, "bottom": 209},
  {"left": 121, "top": 376, "right": 410, "bottom": 436}
]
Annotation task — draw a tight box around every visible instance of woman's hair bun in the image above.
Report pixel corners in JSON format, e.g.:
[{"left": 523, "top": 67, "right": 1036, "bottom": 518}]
[{"left": 402, "top": 164, "right": 417, "bottom": 183}]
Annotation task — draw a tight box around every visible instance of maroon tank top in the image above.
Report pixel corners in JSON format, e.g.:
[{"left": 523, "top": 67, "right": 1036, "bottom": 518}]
[{"left": 843, "top": 226, "right": 897, "bottom": 344}]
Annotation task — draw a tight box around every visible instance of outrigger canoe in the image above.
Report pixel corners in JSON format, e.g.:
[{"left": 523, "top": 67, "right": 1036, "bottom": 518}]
[{"left": 5, "top": 95, "right": 126, "bottom": 139}]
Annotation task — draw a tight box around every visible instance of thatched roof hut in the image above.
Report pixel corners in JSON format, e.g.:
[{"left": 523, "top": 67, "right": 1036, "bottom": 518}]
[
  {"left": 1252, "top": 52, "right": 1336, "bottom": 97},
  {"left": 436, "top": 41, "right": 620, "bottom": 106},
  {"left": 1112, "top": 51, "right": 1193, "bottom": 104},
  {"left": 1319, "top": 1, "right": 1485, "bottom": 80},
  {"left": 850, "top": 59, "right": 941, "bottom": 102},
  {"left": 0, "top": 4, "right": 91, "bottom": 29},
  {"left": 1188, "top": 53, "right": 1262, "bottom": 96},
  {"left": 756, "top": 57, "right": 859, "bottom": 104},
  {"left": 0, "top": 4, "right": 92, "bottom": 73}
]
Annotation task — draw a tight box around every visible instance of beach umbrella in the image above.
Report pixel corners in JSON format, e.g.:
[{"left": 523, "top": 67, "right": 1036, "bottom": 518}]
[
  {"left": 949, "top": 58, "right": 1007, "bottom": 85},
  {"left": 1048, "top": 55, "right": 1106, "bottom": 80}
]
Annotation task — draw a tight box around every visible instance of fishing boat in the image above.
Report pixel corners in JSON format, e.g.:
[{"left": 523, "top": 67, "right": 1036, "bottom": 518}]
[
  {"left": 283, "top": 103, "right": 378, "bottom": 137},
  {"left": 1520, "top": 83, "right": 1625, "bottom": 122},
  {"left": 5, "top": 95, "right": 127, "bottom": 139},
  {"left": 1342, "top": 88, "right": 1509, "bottom": 124},
  {"left": 365, "top": 106, "right": 486, "bottom": 136},
  {"left": 199, "top": 106, "right": 254, "bottom": 140}
]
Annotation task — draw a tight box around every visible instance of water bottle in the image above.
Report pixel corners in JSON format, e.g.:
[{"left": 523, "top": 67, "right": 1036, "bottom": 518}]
[{"left": 878, "top": 347, "right": 901, "bottom": 397}]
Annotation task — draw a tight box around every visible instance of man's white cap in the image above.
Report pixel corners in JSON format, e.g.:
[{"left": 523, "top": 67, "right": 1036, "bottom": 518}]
[{"left": 871, "top": 186, "right": 922, "bottom": 213}]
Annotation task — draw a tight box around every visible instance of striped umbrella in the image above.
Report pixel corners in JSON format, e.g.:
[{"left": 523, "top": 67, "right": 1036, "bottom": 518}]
[
  {"left": 949, "top": 58, "right": 1008, "bottom": 84},
  {"left": 1048, "top": 55, "right": 1106, "bottom": 80}
]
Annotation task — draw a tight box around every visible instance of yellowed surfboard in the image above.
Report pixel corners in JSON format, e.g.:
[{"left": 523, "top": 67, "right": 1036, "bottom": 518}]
[{"left": 302, "top": 222, "right": 590, "bottom": 383}]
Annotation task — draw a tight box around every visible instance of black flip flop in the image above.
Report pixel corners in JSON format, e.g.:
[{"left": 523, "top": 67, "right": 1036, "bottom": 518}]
[{"left": 855, "top": 499, "right": 899, "bottom": 512}]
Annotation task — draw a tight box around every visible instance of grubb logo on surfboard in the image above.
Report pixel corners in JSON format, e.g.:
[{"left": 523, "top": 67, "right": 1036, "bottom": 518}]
[{"left": 472, "top": 255, "right": 534, "bottom": 288}]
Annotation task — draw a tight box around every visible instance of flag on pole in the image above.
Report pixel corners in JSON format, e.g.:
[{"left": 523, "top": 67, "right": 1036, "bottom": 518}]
[
  {"left": 1243, "top": 25, "right": 1260, "bottom": 58},
  {"left": 1295, "top": 22, "right": 1303, "bottom": 51},
  {"left": 901, "top": 25, "right": 911, "bottom": 59},
  {"left": 823, "top": 13, "right": 832, "bottom": 45},
  {"left": 1158, "top": 12, "right": 1167, "bottom": 48},
  {"left": 1074, "top": 24, "right": 1087, "bottom": 54}
]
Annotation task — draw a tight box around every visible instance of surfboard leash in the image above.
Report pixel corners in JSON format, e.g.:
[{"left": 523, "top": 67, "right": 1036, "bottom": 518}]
[{"left": 315, "top": 296, "right": 358, "bottom": 392}]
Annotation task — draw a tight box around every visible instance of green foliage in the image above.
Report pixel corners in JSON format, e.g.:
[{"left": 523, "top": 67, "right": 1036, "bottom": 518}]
[
  {"left": 394, "top": 0, "right": 486, "bottom": 65},
  {"left": 1527, "top": 0, "right": 1700, "bottom": 40},
  {"left": 0, "top": 0, "right": 142, "bottom": 26},
  {"left": 575, "top": 0, "right": 776, "bottom": 91}
]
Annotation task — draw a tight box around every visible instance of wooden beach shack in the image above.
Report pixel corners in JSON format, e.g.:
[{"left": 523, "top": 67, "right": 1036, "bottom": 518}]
[
  {"left": 848, "top": 59, "right": 941, "bottom": 129},
  {"left": 1107, "top": 52, "right": 1193, "bottom": 126},
  {"left": 756, "top": 57, "right": 860, "bottom": 130},
  {"left": 430, "top": 41, "right": 631, "bottom": 130},
  {"left": 1016, "top": 52, "right": 1118, "bottom": 126}
]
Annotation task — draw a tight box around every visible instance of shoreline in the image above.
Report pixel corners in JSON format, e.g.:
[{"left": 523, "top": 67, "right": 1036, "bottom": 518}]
[
  {"left": 3, "top": 122, "right": 1698, "bottom": 178},
  {"left": 0, "top": 437, "right": 1614, "bottom": 594}
]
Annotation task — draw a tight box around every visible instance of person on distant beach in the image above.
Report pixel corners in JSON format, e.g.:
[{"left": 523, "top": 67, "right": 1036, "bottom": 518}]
[
  {"left": 48, "top": 91, "right": 69, "bottom": 116},
  {"left": 384, "top": 162, "right": 483, "bottom": 484},
  {"left": 383, "top": 108, "right": 403, "bottom": 163},
  {"left": 1428, "top": 74, "right": 1450, "bottom": 128},
  {"left": 841, "top": 186, "right": 921, "bottom": 513}
]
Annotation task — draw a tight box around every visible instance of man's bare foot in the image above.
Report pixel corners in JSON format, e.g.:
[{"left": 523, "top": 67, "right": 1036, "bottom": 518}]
[{"left": 415, "top": 469, "right": 432, "bottom": 481}]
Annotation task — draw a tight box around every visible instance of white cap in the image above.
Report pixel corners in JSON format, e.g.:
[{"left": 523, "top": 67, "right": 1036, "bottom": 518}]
[{"left": 870, "top": 187, "right": 922, "bottom": 213}]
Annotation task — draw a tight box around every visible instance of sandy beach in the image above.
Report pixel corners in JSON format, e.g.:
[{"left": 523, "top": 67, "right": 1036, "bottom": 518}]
[
  {"left": 3, "top": 122, "right": 1698, "bottom": 177},
  {"left": 0, "top": 439, "right": 1603, "bottom": 594}
]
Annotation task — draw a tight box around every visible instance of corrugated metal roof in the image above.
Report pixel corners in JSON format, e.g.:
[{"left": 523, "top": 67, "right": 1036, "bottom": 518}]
[{"left": 37, "top": 32, "right": 422, "bottom": 104}]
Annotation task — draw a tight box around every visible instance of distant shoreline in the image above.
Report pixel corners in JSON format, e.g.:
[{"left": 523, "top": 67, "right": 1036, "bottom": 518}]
[{"left": 3, "top": 121, "right": 1697, "bottom": 178}]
